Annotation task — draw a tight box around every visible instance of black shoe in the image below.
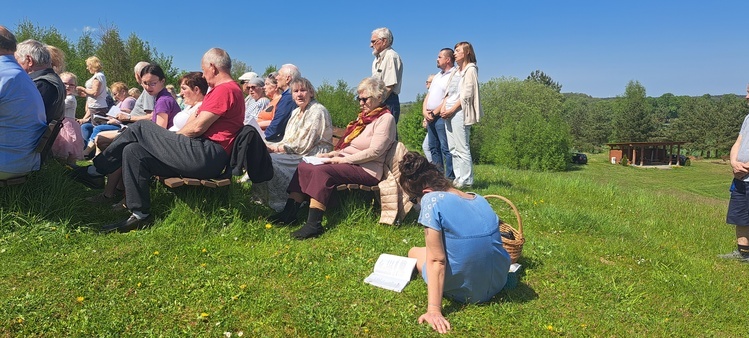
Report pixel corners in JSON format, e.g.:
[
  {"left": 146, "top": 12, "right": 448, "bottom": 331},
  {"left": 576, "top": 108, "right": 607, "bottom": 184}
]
[
  {"left": 268, "top": 199, "right": 302, "bottom": 225},
  {"left": 291, "top": 222, "right": 324, "bottom": 240},
  {"left": 70, "top": 166, "right": 105, "bottom": 189},
  {"left": 99, "top": 214, "right": 152, "bottom": 233}
]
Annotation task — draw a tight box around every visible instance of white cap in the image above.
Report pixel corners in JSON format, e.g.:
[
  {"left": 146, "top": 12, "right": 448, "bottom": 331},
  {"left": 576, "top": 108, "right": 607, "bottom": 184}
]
[{"left": 238, "top": 72, "right": 259, "bottom": 81}]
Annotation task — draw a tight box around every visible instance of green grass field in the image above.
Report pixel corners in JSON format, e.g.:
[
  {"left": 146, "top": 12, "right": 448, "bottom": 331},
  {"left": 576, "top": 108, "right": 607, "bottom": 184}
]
[{"left": 1, "top": 154, "right": 745, "bottom": 337}]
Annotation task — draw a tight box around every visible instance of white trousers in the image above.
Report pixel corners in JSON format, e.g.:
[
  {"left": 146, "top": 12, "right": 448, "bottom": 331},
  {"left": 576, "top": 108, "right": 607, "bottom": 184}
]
[
  {"left": 445, "top": 110, "right": 473, "bottom": 187},
  {"left": 422, "top": 134, "right": 432, "bottom": 162}
]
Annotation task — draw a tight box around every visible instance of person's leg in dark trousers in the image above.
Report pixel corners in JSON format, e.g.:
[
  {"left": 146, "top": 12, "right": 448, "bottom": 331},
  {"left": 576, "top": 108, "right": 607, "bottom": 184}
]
[{"left": 384, "top": 93, "right": 400, "bottom": 124}]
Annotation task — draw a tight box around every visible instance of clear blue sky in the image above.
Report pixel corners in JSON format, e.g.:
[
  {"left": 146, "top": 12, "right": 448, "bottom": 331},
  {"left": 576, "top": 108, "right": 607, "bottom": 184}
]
[{"left": 6, "top": 0, "right": 749, "bottom": 101}]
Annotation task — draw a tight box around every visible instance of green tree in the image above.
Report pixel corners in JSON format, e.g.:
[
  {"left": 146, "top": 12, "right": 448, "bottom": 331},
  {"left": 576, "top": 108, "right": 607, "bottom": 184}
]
[
  {"left": 263, "top": 65, "right": 278, "bottom": 77},
  {"left": 315, "top": 79, "right": 359, "bottom": 128},
  {"left": 611, "top": 80, "right": 656, "bottom": 142},
  {"left": 526, "top": 70, "right": 562, "bottom": 93},
  {"left": 475, "top": 77, "right": 570, "bottom": 171},
  {"left": 231, "top": 60, "right": 252, "bottom": 81},
  {"left": 96, "top": 26, "right": 130, "bottom": 89}
]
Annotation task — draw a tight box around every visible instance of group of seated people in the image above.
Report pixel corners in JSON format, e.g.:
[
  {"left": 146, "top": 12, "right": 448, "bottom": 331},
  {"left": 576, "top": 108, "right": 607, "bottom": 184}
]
[{"left": 1, "top": 24, "right": 510, "bottom": 334}]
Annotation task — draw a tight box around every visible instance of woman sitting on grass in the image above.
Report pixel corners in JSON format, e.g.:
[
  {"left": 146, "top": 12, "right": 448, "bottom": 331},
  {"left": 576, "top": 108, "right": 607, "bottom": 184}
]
[
  {"left": 253, "top": 77, "right": 333, "bottom": 211},
  {"left": 268, "top": 77, "right": 396, "bottom": 239},
  {"left": 399, "top": 151, "right": 511, "bottom": 334}
]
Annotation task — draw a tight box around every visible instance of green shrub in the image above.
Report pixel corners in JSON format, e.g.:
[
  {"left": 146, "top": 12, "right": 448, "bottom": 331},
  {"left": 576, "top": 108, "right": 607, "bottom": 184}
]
[
  {"left": 397, "top": 94, "right": 426, "bottom": 151},
  {"left": 473, "top": 77, "right": 571, "bottom": 171},
  {"left": 315, "top": 80, "right": 359, "bottom": 128}
]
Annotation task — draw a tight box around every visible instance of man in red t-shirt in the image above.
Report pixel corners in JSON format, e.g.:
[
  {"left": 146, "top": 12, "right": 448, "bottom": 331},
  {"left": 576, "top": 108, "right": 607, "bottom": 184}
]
[{"left": 78, "top": 48, "right": 244, "bottom": 232}]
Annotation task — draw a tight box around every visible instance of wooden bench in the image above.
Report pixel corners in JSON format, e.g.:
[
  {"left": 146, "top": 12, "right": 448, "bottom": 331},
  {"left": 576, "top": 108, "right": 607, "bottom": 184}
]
[
  {"left": 0, "top": 176, "right": 28, "bottom": 187},
  {"left": 158, "top": 176, "right": 232, "bottom": 189}
]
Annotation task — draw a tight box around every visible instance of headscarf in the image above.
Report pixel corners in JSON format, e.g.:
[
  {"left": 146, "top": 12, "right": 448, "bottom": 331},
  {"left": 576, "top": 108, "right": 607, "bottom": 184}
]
[{"left": 334, "top": 105, "right": 390, "bottom": 150}]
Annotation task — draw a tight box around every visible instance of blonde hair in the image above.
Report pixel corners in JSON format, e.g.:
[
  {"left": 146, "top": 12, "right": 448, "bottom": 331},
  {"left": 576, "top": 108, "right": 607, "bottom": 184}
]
[
  {"left": 110, "top": 81, "right": 128, "bottom": 96},
  {"left": 86, "top": 56, "right": 102, "bottom": 72},
  {"left": 46, "top": 45, "right": 65, "bottom": 74},
  {"left": 60, "top": 71, "right": 77, "bottom": 84},
  {"left": 128, "top": 87, "right": 141, "bottom": 98}
]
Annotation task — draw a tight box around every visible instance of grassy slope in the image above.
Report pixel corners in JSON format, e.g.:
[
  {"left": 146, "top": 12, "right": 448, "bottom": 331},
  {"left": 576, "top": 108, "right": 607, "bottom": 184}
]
[{"left": 0, "top": 155, "right": 745, "bottom": 337}]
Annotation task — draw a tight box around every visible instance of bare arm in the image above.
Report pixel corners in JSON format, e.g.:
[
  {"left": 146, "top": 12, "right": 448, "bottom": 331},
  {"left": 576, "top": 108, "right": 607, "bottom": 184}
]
[
  {"left": 730, "top": 135, "right": 749, "bottom": 179},
  {"left": 77, "top": 78, "right": 101, "bottom": 97},
  {"left": 177, "top": 110, "right": 221, "bottom": 138},
  {"left": 422, "top": 92, "right": 434, "bottom": 123},
  {"left": 418, "top": 228, "right": 451, "bottom": 334}
]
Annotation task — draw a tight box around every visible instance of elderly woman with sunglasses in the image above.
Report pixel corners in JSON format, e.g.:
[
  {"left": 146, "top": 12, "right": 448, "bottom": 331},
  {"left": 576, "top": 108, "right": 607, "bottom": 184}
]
[{"left": 268, "top": 77, "right": 396, "bottom": 239}]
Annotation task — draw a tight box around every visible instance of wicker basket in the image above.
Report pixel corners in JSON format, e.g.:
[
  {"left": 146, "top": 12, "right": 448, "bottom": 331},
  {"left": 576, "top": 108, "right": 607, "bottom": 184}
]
[{"left": 484, "top": 195, "right": 525, "bottom": 264}]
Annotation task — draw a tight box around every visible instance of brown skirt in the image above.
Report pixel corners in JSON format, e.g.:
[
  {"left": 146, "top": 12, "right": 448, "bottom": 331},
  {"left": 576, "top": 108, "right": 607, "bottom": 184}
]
[{"left": 288, "top": 162, "right": 379, "bottom": 206}]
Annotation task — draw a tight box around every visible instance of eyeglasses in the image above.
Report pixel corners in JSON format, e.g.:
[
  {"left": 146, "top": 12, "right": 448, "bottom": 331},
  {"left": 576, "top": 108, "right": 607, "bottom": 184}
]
[
  {"left": 240, "top": 80, "right": 248, "bottom": 85},
  {"left": 142, "top": 81, "right": 161, "bottom": 87},
  {"left": 249, "top": 86, "right": 263, "bottom": 90},
  {"left": 64, "top": 83, "right": 76, "bottom": 87},
  {"left": 358, "top": 96, "right": 371, "bottom": 103}
]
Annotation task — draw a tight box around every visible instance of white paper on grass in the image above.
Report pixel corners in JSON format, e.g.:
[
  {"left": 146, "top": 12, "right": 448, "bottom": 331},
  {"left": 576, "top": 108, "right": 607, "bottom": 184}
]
[{"left": 364, "top": 253, "right": 417, "bottom": 292}]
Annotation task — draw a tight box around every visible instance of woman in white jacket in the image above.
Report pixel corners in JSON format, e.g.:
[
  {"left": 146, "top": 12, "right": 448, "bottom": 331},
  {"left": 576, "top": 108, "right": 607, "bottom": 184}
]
[{"left": 438, "top": 41, "right": 481, "bottom": 188}]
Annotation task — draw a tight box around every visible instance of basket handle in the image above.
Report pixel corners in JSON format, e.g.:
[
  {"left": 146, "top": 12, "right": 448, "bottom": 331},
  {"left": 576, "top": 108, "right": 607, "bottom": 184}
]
[{"left": 484, "top": 194, "right": 523, "bottom": 236}]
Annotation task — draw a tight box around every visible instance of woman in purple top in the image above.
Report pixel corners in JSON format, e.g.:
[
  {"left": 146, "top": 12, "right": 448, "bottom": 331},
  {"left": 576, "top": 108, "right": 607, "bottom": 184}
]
[{"left": 141, "top": 64, "right": 180, "bottom": 129}]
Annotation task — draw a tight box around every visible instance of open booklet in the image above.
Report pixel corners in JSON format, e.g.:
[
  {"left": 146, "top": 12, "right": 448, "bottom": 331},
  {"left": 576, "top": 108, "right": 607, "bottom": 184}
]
[
  {"left": 364, "top": 253, "right": 417, "bottom": 292},
  {"left": 302, "top": 156, "right": 330, "bottom": 166}
]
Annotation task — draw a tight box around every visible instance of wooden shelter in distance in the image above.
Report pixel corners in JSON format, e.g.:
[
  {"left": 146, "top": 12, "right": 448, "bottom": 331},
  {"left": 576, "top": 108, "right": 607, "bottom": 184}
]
[{"left": 607, "top": 141, "right": 686, "bottom": 166}]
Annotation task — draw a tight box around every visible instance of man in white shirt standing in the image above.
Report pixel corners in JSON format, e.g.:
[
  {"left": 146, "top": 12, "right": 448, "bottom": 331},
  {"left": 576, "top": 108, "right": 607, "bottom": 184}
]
[{"left": 422, "top": 48, "right": 455, "bottom": 179}]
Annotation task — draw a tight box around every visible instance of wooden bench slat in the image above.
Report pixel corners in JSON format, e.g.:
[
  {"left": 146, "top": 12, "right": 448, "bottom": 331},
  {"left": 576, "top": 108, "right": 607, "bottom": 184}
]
[
  {"left": 162, "top": 177, "right": 184, "bottom": 188},
  {"left": 183, "top": 178, "right": 201, "bottom": 186}
]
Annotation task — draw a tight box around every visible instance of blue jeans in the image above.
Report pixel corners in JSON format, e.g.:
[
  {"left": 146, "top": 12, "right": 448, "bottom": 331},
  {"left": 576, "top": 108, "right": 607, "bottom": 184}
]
[
  {"left": 427, "top": 118, "right": 454, "bottom": 179},
  {"left": 89, "top": 124, "right": 120, "bottom": 144},
  {"left": 81, "top": 122, "right": 94, "bottom": 146}
]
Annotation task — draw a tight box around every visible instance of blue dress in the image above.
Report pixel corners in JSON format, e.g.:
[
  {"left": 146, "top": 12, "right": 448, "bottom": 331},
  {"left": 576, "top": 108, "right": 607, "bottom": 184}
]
[{"left": 419, "top": 191, "right": 511, "bottom": 303}]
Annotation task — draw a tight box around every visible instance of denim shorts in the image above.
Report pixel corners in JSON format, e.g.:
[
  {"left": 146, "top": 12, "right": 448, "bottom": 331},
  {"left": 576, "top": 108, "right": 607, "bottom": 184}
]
[{"left": 727, "top": 179, "right": 749, "bottom": 226}]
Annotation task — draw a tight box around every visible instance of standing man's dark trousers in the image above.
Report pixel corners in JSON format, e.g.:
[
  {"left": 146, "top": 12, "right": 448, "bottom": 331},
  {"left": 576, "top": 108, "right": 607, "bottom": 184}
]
[
  {"left": 93, "top": 121, "right": 228, "bottom": 213},
  {"left": 384, "top": 93, "right": 400, "bottom": 124}
]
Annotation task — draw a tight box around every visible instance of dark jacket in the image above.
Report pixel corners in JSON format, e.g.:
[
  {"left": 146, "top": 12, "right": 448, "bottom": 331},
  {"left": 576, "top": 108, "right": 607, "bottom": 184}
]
[
  {"left": 30, "top": 68, "right": 65, "bottom": 123},
  {"left": 228, "top": 126, "right": 273, "bottom": 183}
]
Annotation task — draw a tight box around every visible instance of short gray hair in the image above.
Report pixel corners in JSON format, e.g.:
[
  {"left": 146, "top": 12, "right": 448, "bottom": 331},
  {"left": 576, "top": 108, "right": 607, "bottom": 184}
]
[
  {"left": 372, "top": 27, "right": 393, "bottom": 47},
  {"left": 203, "top": 48, "right": 231, "bottom": 73},
  {"left": 279, "top": 64, "right": 301, "bottom": 82},
  {"left": 357, "top": 77, "right": 387, "bottom": 105},
  {"left": 16, "top": 39, "right": 50, "bottom": 67}
]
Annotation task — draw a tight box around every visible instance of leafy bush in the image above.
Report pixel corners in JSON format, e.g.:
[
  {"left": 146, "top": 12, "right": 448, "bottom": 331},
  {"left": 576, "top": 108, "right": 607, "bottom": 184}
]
[
  {"left": 315, "top": 80, "right": 359, "bottom": 128},
  {"left": 397, "top": 94, "right": 426, "bottom": 151},
  {"left": 473, "top": 77, "right": 571, "bottom": 171}
]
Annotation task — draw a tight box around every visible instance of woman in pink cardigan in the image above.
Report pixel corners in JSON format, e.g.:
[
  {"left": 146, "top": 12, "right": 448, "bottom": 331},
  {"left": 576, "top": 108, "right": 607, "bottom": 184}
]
[{"left": 269, "top": 77, "right": 397, "bottom": 239}]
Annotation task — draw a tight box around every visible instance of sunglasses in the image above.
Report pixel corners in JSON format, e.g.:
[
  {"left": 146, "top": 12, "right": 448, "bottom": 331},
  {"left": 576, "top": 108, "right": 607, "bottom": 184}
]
[{"left": 358, "top": 96, "right": 371, "bottom": 103}]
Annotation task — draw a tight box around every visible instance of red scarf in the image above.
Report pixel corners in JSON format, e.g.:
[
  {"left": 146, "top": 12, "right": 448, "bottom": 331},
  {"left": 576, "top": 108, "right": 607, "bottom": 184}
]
[{"left": 335, "top": 106, "right": 390, "bottom": 150}]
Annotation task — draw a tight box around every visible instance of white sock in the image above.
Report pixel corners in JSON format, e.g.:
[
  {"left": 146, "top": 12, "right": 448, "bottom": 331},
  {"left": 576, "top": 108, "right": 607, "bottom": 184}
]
[{"left": 132, "top": 211, "right": 149, "bottom": 220}]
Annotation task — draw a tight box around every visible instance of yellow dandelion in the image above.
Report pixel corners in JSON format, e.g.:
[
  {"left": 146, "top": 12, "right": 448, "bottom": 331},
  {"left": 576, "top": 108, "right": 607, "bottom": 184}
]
[
  {"left": 202, "top": 248, "right": 207, "bottom": 253},
  {"left": 546, "top": 325, "right": 553, "bottom": 331},
  {"left": 76, "top": 296, "right": 85, "bottom": 303},
  {"left": 580, "top": 323, "right": 587, "bottom": 328},
  {"left": 201, "top": 263, "right": 207, "bottom": 268},
  {"left": 363, "top": 328, "right": 369, "bottom": 333},
  {"left": 265, "top": 223, "right": 272, "bottom": 229},
  {"left": 325, "top": 275, "right": 331, "bottom": 280},
  {"left": 137, "top": 282, "right": 142, "bottom": 287},
  {"left": 240, "top": 284, "right": 247, "bottom": 289},
  {"left": 153, "top": 251, "right": 159, "bottom": 256},
  {"left": 200, "top": 312, "right": 209, "bottom": 319},
  {"left": 16, "top": 317, "right": 24, "bottom": 324}
]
